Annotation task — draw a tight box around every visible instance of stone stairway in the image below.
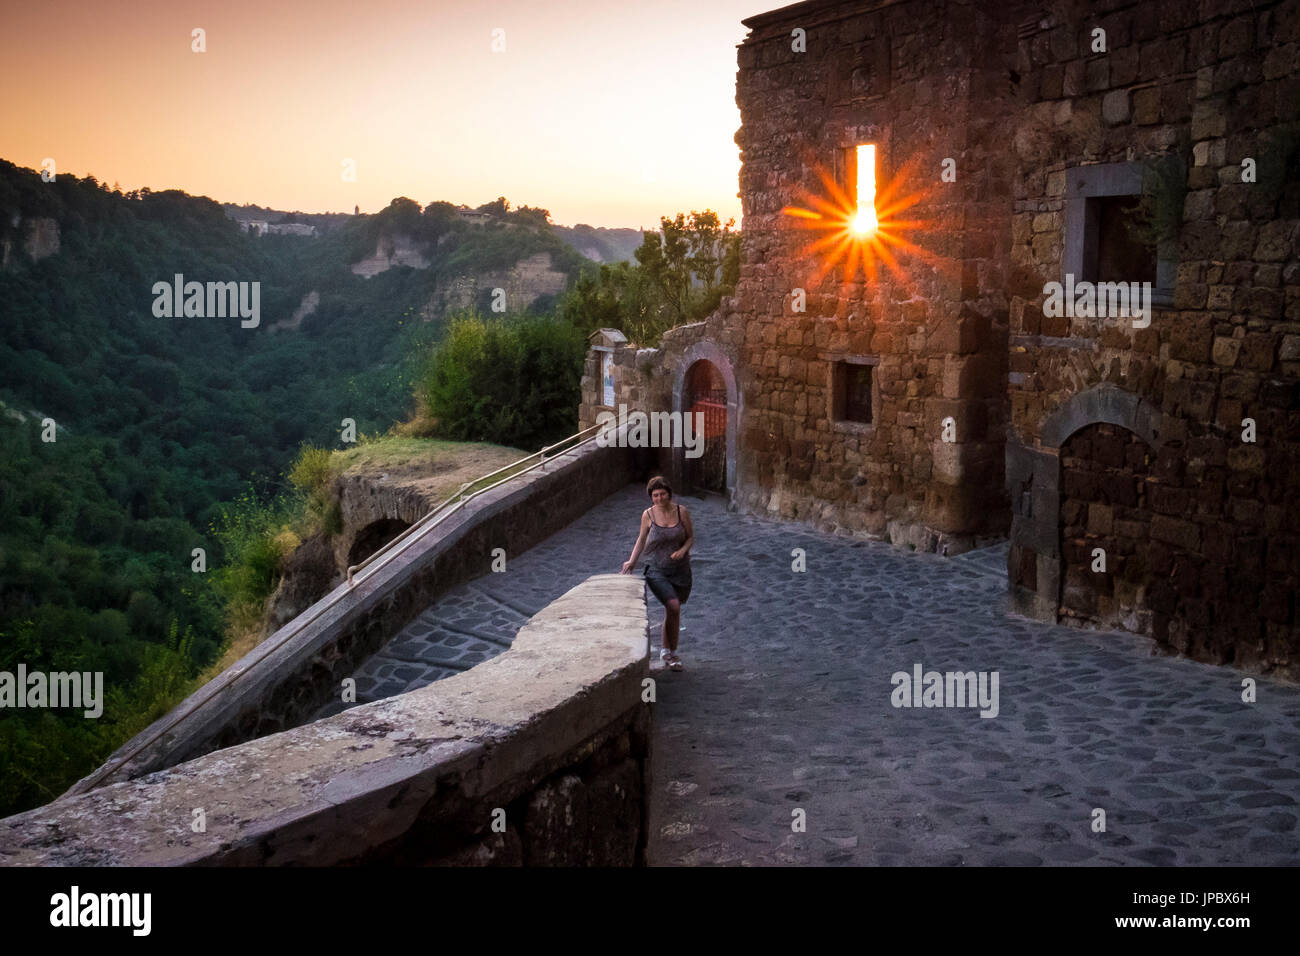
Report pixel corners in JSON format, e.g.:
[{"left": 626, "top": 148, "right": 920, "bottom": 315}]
[
  {"left": 313, "top": 485, "right": 681, "bottom": 721},
  {"left": 313, "top": 584, "right": 534, "bottom": 719}
]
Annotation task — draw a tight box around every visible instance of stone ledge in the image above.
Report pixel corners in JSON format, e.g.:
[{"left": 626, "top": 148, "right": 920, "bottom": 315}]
[{"left": 0, "top": 574, "right": 649, "bottom": 866}]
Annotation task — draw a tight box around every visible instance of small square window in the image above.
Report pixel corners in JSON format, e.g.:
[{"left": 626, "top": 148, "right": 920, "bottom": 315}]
[
  {"left": 1064, "top": 161, "right": 1179, "bottom": 307},
  {"left": 830, "top": 358, "right": 876, "bottom": 427}
]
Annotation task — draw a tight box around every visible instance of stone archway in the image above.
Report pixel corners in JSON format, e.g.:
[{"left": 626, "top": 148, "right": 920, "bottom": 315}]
[
  {"left": 347, "top": 518, "right": 411, "bottom": 568},
  {"left": 1039, "top": 382, "right": 1163, "bottom": 450},
  {"left": 1006, "top": 384, "right": 1164, "bottom": 624},
  {"left": 671, "top": 342, "right": 740, "bottom": 504}
]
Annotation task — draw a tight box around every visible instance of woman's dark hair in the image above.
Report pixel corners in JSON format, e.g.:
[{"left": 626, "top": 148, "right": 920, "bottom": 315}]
[{"left": 646, "top": 476, "right": 672, "bottom": 499}]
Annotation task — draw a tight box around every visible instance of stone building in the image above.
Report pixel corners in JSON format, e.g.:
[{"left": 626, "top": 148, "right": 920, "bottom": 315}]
[
  {"left": 455, "top": 205, "right": 493, "bottom": 226},
  {"left": 579, "top": 0, "right": 1299, "bottom": 676},
  {"left": 266, "top": 222, "right": 318, "bottom": 237}
]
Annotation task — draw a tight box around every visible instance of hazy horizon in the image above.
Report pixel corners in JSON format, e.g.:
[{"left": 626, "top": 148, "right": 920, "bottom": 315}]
[{"left": 0, "top": 0, "right": 768, "bottom": 231}]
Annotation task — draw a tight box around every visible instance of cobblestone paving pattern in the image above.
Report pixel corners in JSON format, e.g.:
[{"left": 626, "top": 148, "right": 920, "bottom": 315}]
[
  {"left": 317, "top": 484, "right": 650, "bottom": 718},
  {"left": 326, "top": 484, "right": 1300, "bottom": 866}
]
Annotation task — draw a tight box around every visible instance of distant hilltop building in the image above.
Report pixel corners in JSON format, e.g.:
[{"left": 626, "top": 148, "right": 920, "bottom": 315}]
[
  {"left": 237, "top": 220, "right": 317, "bottom": 237},
  {"left": 267, "top": 222, "right": 318, "bottom": 237},
  {"left": 454, "top": 205, "right": 492, "bottom": 227}
]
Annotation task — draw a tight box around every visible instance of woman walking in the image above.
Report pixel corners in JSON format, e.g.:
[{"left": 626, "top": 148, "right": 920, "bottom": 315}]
[{"left": 621, "top": 476, "right": 694, "bottom": 670}]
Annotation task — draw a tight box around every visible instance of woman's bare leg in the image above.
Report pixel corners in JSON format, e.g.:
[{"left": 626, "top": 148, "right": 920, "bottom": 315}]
[{"left": 664, "top": 598, "right": 681, "bottom": 653}]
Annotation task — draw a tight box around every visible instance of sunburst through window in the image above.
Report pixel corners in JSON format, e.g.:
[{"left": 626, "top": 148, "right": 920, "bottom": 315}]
[{"left": 780, "top": 141, "right": 934, "bottom": 286}]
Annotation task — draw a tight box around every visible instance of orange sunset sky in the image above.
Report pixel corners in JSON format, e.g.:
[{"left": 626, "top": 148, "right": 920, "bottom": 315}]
[{"left": 0, "top": 0, "right": 769, "bottom": 230}]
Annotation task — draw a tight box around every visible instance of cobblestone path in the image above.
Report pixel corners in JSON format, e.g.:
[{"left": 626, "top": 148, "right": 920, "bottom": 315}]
[{"left": 330, "top": 483, "right": 1300, "bottom": 866}]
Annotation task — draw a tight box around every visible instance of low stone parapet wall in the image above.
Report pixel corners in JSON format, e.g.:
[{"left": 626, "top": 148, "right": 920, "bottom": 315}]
[
  {"left": 0, "top": 574, "right": 650, "bottom": 866},
  {"left": 66, "top": 439, "right": 636, "bottom": 794}
]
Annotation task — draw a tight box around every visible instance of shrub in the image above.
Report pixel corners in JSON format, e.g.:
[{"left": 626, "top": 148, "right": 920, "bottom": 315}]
[
  {"left": 419, "top": 312, "right": 583, "bottom": 450},
  {"left": 209, "top": 489, "right": 296, "bottom": 628},
  {"left": 288, "top": 444, "right": 339, "bottom": 530}
]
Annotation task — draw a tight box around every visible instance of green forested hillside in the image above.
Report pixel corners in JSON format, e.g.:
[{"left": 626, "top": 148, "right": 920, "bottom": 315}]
[{"left": 0, "top": 162, "right": 588, "bottom": 814}]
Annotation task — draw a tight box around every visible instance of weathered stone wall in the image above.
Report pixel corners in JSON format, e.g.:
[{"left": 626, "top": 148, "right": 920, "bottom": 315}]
[
  {"left": 331, "top": 469, "right": 445, "bottom": 572},
  {"left": 584, "top": 0, "right": 1024, "bottom": 548},
  {"left": 66, "top": 440, "right": 637, "bottom": 795},
  {"left": 1, "top": 575, "right": 651, "bottom": 867},
  {"left": 725, "top": 0, "right": 1016, "bottom": 551},
  {"left": 579, "top": 328, "right": 634, "bottom": 432},
  {"left": 579, "top": 321, "right": 733, "bottom": 494},
  {"left": 1005, "top": 0, "right": 1300, "bottom": 676},
  {"left": 580, "top": 325, "right": 715, "bottom": 431}
]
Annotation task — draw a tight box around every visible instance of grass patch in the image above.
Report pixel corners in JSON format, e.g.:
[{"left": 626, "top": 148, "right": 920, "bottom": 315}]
[{"left": 333, "top": 437, "right": 477, "bottom": 474}]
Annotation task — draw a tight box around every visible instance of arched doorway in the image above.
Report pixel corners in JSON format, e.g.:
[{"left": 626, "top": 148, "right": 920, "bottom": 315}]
[
  {"left": 684, "top": 360, "right": 727, "bottom": 493},
  {"left": 1007, "top": 384, "right": 1166, "bottom": 626},
  {"left": 1057, "top": 422, "right": 1157, "bottom": 635},
  {"left": 671, "top": 341, "right": 740, "bottom": 504}
]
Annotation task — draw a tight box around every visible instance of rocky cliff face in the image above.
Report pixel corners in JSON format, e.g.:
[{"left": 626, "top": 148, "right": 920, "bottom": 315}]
[
  {"left": 23, "top": 217, "right": 59, "bottom": 261},
  {"left": 349, "top": 233, "right": 431, "bottom": 277},
  {"left": 269, "top": 289, "right": 320, "bottom": 332},
  {"left": 2, "top": 215, "right": 60, "bottom": 270},
  {"left": 348, "top": 233, "right": 569, "bottom": 319},
  {"left": 422, "top": 251, "right": 569, "bottom": 319}
]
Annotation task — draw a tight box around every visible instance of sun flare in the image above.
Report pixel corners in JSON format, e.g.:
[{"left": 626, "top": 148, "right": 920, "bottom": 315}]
[
  {"left": 778, "top": 143, "right": 940, "bottom": 288},
  {"left": 851, "top": 208, "right": 877, "bottom": 236}
]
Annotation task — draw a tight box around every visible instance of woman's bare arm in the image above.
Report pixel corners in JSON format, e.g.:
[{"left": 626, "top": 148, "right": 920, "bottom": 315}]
[
  {"left": 671, "top": 507, "right": 695, "bottom": 561},
  {"left": 621, "top": 510, "right": 651, "bottom": 573}
]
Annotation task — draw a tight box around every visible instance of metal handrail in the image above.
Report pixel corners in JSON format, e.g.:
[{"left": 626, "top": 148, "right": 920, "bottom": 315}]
[
  {"left": 344, "top": 422, "right": 604, "bottom": 585},
  {"left": 70, "top": 421, "right": 608, "bottom": 794}
]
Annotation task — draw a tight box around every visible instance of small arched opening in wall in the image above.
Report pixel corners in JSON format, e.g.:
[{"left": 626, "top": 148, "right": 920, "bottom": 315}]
[
  {"left": 347, "top": 518, "right": 412, "bottom": 568},
  {"left": 671, "top": 342, "right": 740, "bottom": 505},
  {"left": 1036, "top": 384, "right": 1169, "bottom": 637}
]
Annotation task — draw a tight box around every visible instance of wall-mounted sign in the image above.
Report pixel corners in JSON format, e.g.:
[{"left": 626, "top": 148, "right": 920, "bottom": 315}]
[{"left": 602, "top": 351, "right": 615, "bottom": 407}]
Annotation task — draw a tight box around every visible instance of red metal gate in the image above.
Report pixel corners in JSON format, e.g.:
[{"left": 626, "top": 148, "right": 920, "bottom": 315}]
[{"left": 686, "top": 361, "right": 727, "bottom": 493}]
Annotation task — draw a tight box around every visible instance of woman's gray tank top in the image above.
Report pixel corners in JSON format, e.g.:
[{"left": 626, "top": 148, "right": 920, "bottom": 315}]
[{"left": 644, "top": 505, "right": 688, "bottom": 568}]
